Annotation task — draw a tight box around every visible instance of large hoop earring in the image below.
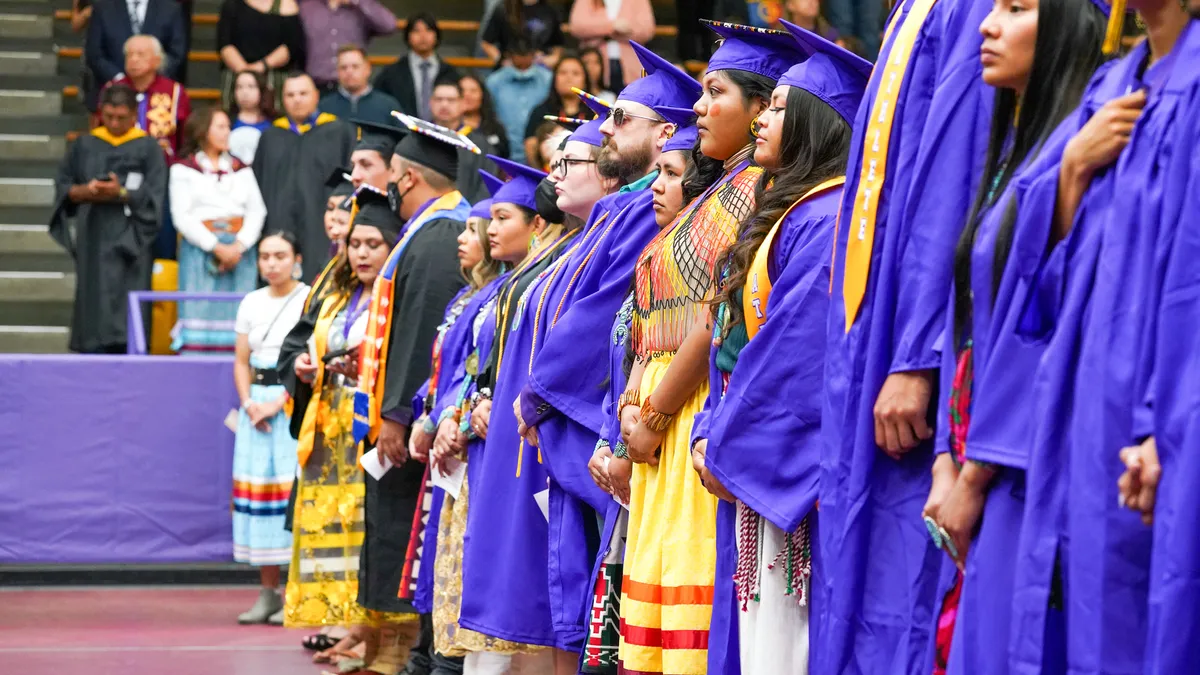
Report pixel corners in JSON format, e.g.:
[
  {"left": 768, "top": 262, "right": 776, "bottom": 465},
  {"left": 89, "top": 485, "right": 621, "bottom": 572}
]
[{"left": 750, "top": 115, "right": 763, "bottom": 137}]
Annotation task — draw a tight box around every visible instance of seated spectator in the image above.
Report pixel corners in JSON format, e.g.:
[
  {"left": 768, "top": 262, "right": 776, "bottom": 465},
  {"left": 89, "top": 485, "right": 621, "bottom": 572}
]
[
  {"left": 100, "top": 35, "right": 192, "bottom": 161},
  {"left": 86, "top": 0, "right": 186, "bottom": 111},
  {"left": 674, "top": 0, "right": 715, "bottom": 63},
  {"left": 228, "top": 70, "right": 277, "bottom": 163},
  {"left": 459, "top": 73, "right": 510, "bottom": 159},
  {"left": 373, "top": 12, "right": 458, "bottom": 121},
  {"left": 50, "top": 84, "right": 167, "bottom": 354},
  {"left": 231, "top": 231, "right": 307, "bottom": 626},
  {"left": 568, "top": 0, "right": 655, "bottom": 93},
  {"left": 783, "top": 0, "right": 842, "bottom": 45},
  {"left": 485, "top": 36, "right": 551, "bottom": 165},
  {"left": 579, "top": 47, "right": 616, "bottom": 101},
  {"left": 217, "top": 0, "right": 306, "bottom": 110},
  {"left": 428, "top": 78, "right": 497, "bottom": 202},
  {"left": 318, "top": 46, "right": 403, "bottom": 127},
  {"left": 170, "top": 107, "right": 267, "bottom": 355},
  {"left": 298, "top": 0, "right": 396, "bottom": 94},
  {"left": 481, "top": 0, "right": 565, "bottom": 67},
  {"left": 522, "top": 53, "right": 592, "bottom": 166}
]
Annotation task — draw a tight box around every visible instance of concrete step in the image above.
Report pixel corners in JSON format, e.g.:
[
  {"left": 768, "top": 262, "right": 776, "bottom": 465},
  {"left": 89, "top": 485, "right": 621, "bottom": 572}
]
[
  {"left": 0, "top": 326, "right": 70, "bottom": 354},
  {"left": 0, "top": 115, "right": 86, "bottom": 136},
  {"left": 0, "top": 223, "right": 71, "bottom": 274},
  {"left": 0, "top": 133, "right": 65, "bottom": 161},
  {"left": 0, "top": 13, "right": 52, "bottom": 39},
  {"left": 0, "top": 89, "right": 62, "bottom": 117},
  {"left": 0, "top": 178, "right": 55, "bottom": 207},
  {"left": 0, "top": 50, "right": 55, "bottom": 76},
  {"left": 0, "top": 73, "right": 75, "bottom": 90},
  {"left": 0, "top": 270, "right": 73, "bottom": 302}
]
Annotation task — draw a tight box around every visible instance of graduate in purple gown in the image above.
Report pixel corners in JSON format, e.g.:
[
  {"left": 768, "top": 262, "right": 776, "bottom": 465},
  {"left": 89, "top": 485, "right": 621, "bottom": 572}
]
[
  {"left": 456, "top": 153, "right": 589, "bottom": 665},
  {"left": 686, "top": 22, "right": 865, "bottom": 675},
  {"left": 911, "top": 2, "right": 1109, "bottom": 673},
  {"left": 1004, "top": 7, "right": 1200, "bottom": 674},
  {"left": 515, "top": 53, "right": 703, "bottom": 662},
  {"left": 578, "top": 121, "right": 698, "bottom": 675},
  {"left": 1127, "top": 57, "right": 1200, "bottom": 673},
  {"left": 816, "top": 0, "right": 994, "bottom": 671}
]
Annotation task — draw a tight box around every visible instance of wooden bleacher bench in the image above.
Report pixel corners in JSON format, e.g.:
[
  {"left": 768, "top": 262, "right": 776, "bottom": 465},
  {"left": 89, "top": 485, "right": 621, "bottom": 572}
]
[
  {"left": 56, "top": 46, "right": 495, "bottom": 70},
  {"left": 50, "top": 10, "right": 680, "bottom": 37}
]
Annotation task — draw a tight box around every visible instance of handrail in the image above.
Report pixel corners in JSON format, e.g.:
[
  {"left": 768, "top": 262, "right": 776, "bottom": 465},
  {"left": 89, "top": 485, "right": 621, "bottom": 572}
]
[{"left": 127, "top": 291, "right": 245, "bottom": 355}]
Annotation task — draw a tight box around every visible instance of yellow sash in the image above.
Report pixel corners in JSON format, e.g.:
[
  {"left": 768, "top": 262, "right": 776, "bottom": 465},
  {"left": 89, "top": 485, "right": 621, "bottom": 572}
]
[
  {"left": 295, "top": 292, "right": 350, "bottom": 468},
  {"left": 744, "top": 177, "right": 847, "bottom": 339},
  {"left": 838, "top": 0, "right": 938, "bottom": 332},
  {"left": 90, "top": 125, "right": 148, "bottom": 146}
]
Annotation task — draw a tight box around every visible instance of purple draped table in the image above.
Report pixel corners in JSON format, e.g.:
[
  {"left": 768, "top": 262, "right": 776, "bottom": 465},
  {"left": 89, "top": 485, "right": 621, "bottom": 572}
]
[{"left": 0, "top": 354, "right": 242, "bottom": 563}]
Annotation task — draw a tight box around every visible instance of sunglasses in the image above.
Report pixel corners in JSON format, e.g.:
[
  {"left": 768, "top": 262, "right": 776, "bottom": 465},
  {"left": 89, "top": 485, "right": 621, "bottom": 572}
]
[
  {"left": 611, "top": 107, "right": 665, "bottom": 128},
  {"left": 550, "top": 157, "right": 597, "bottom": 178}
]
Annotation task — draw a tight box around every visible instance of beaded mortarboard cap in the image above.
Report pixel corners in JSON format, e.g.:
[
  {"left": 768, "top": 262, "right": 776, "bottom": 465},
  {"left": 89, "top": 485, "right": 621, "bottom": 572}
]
[
  {"left": 778, "top": 19, "right": 871, "bottom": 125},
  {"left": 703, "top": 20, "right": 811, "bottom": 82},
  {"left": 390, "top": 111, "right": 481, "bottom": 180}
]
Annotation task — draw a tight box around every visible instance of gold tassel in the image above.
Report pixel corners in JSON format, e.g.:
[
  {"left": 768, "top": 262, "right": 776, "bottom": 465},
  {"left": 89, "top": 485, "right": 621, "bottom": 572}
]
[{"left": 1103, "top": 0, "right": 1127, "bottom": 56}]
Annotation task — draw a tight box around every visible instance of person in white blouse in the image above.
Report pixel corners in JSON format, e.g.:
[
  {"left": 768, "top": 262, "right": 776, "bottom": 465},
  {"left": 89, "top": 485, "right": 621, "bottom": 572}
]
[
  {"left": 169, "top": 107, "right": 267, "bottom": 355},
  {"left": 231, "top": 231, "right": 309, "bottom": 624}
]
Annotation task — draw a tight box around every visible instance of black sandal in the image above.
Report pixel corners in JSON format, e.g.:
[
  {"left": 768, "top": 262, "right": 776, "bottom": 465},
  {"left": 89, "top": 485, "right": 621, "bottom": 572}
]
[{"left": 302, "top": 633, "right": 338, "bottom": 652}]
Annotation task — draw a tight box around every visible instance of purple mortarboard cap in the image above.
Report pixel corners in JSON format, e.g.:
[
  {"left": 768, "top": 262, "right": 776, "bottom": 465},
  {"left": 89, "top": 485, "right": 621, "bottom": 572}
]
[
  {"left": 485, "top": 155, "right": 547, "bottom": 212},
  {"left": 469, "top": 198, "right": 493, "bottom": 220},
  {"left": 620, "top": 42, "right": 702, "bottom": 110},
  {"left": 655, "top": 105, "right": 699, "bottom": 154},
  {"left": 778, "top": 20, "right": 871, "bottom": 125},
  {"left": 573, "top": 87, "right": 613, "bottom": 118},
  {"left": 568, "top": 117, "right": 606, "bottom": 148},
  {"left": 703, "top": 20, "right": 810, "bottom": 82},
  {"left": 479, "top": 169, "right": 506, "bottom": 197}
]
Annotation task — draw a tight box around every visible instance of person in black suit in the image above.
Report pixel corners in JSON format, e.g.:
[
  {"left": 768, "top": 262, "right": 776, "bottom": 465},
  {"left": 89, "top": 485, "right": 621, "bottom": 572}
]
[
  {"left": 85, "top": 0, "right": 187, "bottom": 110},
  {"left": 372, "top": 12, "right": 459, "bottom": 121}
]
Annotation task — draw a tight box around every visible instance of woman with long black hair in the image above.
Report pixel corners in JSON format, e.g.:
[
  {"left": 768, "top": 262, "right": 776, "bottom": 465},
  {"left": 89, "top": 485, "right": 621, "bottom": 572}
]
[
  {"left": 916, "top": 0, "right": 1110, "bottom": 671},
  {"left": 688, "top": 23, "right": 867, "bottom": 674},
  {"left": 615, "top": 21, "right": 809, "bottom": 675}
]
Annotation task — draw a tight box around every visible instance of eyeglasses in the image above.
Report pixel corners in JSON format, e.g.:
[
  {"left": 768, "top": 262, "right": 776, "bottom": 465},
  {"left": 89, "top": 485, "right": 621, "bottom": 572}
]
[
  {"left": 611, "top": 107, "right": 665, "bottom": 128},
  {"left": 550, "top": 157, "right": 597, "bottom": 178}
]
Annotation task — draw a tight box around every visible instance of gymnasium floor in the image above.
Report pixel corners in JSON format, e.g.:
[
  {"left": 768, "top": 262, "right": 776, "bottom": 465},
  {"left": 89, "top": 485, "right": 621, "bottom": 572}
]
[{"left": 0, "top": 587, "right": 321, "bottom": 675}]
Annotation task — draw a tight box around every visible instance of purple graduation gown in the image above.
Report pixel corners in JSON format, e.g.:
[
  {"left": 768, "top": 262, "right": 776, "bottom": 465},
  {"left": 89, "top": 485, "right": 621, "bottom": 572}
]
[
  {"left": 1010, "top": 27, "right": 1200, "bottom": 675},
  {"left": 818, "top": 0, "right": 991, "bottom": 672},
  {"left": 412, "top": 279, "right": 507, "bottom": 613},
  {"left": 1144, "top": 63, "right": 1200, "bottom": 674},
  {"left": 695, "top": 188, "right": 842, "bottom": 675},
  {"left": 526, "top": 189, "right": 661, "bottom": 650},
  {"left": 459, "top": 239, "right": 583, "bottom": 648}
]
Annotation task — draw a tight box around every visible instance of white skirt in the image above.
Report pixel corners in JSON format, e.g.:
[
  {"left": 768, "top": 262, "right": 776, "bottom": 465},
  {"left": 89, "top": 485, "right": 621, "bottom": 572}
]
[{"left": 736, "top": 502, "right": 810, "bottom": 675}]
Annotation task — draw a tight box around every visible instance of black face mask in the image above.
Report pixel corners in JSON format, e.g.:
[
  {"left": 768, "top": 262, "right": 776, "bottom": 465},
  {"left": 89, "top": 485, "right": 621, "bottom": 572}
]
[
  {"left": 534, "top": 177, "right": 565, "bottom": 224},
  {"left": 387, "top": 181, "right": 407, "bottom": 215}
]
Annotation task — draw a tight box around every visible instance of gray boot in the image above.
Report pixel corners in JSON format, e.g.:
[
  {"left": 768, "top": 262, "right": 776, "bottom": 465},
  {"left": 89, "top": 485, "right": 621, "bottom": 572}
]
[
  {"left": 238, "top": 588, "right": 283, "bottom": 624},
  {"left": 267, "top": 606, "right": 285, "bottom": 626}
]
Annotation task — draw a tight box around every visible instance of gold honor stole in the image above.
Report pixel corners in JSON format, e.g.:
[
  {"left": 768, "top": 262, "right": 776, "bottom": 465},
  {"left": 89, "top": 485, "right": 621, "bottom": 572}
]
[
  {"left": 295, "top": 292, "right": 350, "bottom": 468},
  {"left": 744, "top": 177, "right": 846, "bottom": 339},
  {"left": 90, "top": 125, "right": 148, "bottom": 146},
  {"left": 838, "top": 0, "right": 938, "bottom": 332},
  {"left": 273, "top": 112, "right": 339, "bottom": 135},
  {"left": 353, "top": 192, "right": 471, "bottom": 445}
]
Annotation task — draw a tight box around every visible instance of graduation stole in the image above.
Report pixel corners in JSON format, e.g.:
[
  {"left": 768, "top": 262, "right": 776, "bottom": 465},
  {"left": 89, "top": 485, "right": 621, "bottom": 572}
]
[
  {"left": 353, "top": 191, "right": 472, "bottom": 445},
  {"left": 274, "top": 112, "right": 339, "bottom": 135},
  {"left": 90, "top": 126, "right": 148, "bottom": 146},
  {"left": 837, "top": 0, "right": 938, "bottom": 332},
  {"left": 295, "top": 292, "right": 351, "bottom": 468},
  {"left": 744, "top": 177, "right": 846, "bottom": 339}
]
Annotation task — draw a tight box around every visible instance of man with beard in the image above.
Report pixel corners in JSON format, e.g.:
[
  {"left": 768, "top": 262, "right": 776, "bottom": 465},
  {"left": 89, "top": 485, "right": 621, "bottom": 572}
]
[
  {"left": 254, "top": 72, "right": 355, "bottom": 282},
  {"left": 511, "top": 43, "right": 701, "bottom": 666}
]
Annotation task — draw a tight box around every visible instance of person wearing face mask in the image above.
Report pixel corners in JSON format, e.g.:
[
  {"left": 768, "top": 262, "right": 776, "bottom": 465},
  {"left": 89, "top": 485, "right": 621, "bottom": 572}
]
[
  {"left": 279, "top": 186, "right": 399, "bottom": 641},
  {"left": 170, "top": 107, "right": 267, "bottom": 356},
  {"left": 346, "top": 115, "right": 477, "bottom": 674},
  {"left": 980, "top": 1, "right": 1198, "bottom": 672},
  {"left": 903, "top": 1, "right": 1109, "bottom": 672},
  {"left": 684, "top": 24, "right": 865, "bottom": 675},
  {"left": 579, "top": 109, "right": 697, "bottom": 675},
  {"left": 452, "top": 160, "right": 575, "bottom": 675},
  {"left": 253, "top": 72, "right": 355, "bottom": 283}
]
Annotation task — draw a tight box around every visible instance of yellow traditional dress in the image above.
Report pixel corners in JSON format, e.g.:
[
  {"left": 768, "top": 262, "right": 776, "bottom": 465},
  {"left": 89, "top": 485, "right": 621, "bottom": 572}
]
[{"left": 621, "top": 160, "right": 762, "bottom": 674}]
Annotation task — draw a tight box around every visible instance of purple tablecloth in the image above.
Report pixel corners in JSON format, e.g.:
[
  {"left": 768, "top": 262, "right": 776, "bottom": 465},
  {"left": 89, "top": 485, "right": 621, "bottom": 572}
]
[{"left": 0, "top": 355, "right": 242, "bottom": 563}]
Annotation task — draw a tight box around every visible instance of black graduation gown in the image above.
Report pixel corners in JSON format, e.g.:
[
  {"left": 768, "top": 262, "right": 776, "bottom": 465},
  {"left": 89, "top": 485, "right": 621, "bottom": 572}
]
[
  {"left": 457, "top": 129, "right": 498, "bottom": 205},
  {"left": 358, "top": 216, "right": 467, "bottom": 614},
  {"left": 50, "top": 132, "right": 166, "bottom": 353},
  {"left": 252, "top": 117, "right": 355, "bottom": 283}
]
